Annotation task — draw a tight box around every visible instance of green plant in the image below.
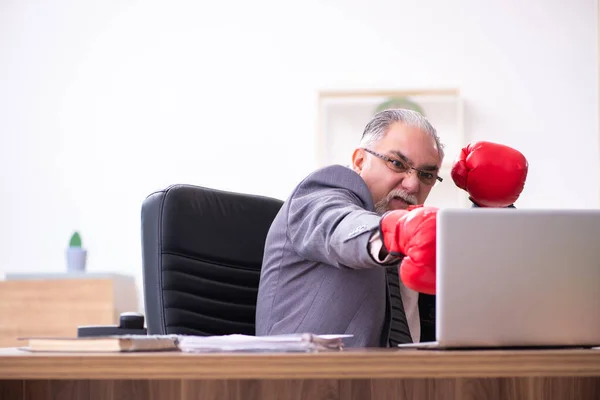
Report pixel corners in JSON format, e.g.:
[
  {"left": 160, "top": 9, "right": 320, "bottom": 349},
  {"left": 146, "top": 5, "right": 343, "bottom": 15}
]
[
  {"left": 374, "top": 96, "right": 425, "bottom": 116},
  {"left": 69, "top": 231, "right": 82, "bottom": 248}
]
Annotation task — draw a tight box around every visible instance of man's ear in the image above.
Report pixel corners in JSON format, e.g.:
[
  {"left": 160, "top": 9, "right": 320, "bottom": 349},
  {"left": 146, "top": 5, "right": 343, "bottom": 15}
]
[{"left": 351, "top": 148, "right": 365, "bottom": 174}]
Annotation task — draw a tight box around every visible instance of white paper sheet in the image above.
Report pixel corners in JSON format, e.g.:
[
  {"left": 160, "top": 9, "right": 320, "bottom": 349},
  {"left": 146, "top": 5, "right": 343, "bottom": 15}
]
[{"left": 176, "top": 333, "right": 353, "bottom": 353}]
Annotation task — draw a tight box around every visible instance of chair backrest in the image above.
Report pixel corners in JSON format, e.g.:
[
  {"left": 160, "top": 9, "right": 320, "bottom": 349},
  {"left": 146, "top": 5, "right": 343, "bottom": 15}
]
[{"left": 140, "top": 184, "right": 283, "bottom": 336}]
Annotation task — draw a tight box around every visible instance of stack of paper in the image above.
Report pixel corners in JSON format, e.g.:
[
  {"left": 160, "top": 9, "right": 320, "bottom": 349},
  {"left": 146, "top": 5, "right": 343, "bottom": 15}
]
[{"left": 177, "top": 333, "right": 352, "bottom": 353}]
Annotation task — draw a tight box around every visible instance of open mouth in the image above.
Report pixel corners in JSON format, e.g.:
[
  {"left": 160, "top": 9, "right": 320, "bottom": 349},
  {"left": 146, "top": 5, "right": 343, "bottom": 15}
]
[{"left": 390, "top": 196, "right": 411, "bottom": 209}]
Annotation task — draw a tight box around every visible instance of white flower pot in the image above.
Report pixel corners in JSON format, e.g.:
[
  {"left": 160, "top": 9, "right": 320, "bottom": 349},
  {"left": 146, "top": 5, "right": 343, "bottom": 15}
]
[{"left": 66, "top": 248, "right": 87, "bottom": 272}]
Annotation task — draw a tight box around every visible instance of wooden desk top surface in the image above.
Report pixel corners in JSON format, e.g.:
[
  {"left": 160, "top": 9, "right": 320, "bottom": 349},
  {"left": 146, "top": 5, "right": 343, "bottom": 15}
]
[{"left": 0, "top": 347, "right": 599, "bottom": 380}]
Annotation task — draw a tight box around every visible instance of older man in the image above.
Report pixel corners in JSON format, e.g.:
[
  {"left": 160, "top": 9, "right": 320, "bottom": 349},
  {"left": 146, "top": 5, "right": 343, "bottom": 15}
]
[{"left": 255, "top": 109, "right": 527, "bottom": 347}]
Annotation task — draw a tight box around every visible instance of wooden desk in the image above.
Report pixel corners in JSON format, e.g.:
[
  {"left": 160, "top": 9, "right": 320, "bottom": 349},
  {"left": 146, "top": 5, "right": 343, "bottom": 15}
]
[{"left": 0, "top": 348, "right": 599, "bottom": 399}]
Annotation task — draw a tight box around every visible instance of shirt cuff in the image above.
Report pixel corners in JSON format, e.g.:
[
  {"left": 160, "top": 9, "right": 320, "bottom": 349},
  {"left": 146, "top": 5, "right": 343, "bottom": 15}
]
[{"left": 368, "top": 231, "right": 399, "bottom": 264}]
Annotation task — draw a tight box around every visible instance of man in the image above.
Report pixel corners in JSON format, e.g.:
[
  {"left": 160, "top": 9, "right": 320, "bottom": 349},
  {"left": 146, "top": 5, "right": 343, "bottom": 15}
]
[{"left": 255, "top": 109, "right": 528, "bottom": 347}]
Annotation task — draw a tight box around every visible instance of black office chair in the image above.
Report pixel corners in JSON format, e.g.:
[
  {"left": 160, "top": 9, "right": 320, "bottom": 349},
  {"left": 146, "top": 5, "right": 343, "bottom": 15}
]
[{"left": 140, "top": 184, "right": 283, "bottom": 336}]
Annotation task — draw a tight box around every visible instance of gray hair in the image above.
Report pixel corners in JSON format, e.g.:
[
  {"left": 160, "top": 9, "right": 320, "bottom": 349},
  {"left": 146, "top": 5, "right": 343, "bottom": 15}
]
[{"left": 359, "top": 108, "right": 445, "bottom": 160}]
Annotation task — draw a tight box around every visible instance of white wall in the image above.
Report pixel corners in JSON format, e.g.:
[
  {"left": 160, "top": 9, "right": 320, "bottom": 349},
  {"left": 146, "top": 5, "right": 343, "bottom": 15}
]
[{"left": 0, "top": 0, "right": 597, "bottom": 311}]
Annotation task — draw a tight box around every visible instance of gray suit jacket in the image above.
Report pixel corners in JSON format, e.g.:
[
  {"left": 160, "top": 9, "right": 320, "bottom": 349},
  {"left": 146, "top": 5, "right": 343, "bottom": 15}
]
[{"left": 255, "top": 164, "right": 393, "bottom": 347}]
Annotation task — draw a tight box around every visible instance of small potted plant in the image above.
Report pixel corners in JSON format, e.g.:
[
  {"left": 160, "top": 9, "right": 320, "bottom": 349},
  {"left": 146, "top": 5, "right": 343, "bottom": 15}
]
[{"left": 66, "top": 231, "right": 87, "bottom": 272}]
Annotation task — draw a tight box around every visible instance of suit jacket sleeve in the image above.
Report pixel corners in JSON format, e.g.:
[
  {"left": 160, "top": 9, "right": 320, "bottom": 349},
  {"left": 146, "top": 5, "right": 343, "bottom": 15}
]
[{"left": 286, "top": 165, "right": 387, "bottom": 270}]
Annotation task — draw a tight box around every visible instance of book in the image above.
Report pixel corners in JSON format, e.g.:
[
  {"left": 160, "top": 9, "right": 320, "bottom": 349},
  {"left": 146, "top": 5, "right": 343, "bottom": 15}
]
[
  {"left": 177, "top": 333, "right": 353, "bottom": 353},
  {"left": 20, "top": 335, "right": 179, "bottom": 353}
]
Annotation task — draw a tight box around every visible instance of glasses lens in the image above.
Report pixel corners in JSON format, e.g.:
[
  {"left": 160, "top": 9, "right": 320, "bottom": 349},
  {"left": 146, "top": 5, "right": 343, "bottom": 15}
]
[
  {"left": 387, "top": 158, "right": 410, "bottom": 173},
  {"left": 418, "top": 171, "right": 437, "bottom": 186}
]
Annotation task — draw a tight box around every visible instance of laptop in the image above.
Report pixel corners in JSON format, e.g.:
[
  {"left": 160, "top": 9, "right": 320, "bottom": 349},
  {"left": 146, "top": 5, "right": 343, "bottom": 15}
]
[{"left": 398, "top": 208, "right": 600, "bottom": 350}]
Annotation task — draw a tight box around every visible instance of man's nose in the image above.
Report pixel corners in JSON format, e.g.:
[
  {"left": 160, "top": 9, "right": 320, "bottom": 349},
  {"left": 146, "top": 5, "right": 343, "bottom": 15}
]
[{"left": 400, "top": 170, "right": 420, "bottom": 193}]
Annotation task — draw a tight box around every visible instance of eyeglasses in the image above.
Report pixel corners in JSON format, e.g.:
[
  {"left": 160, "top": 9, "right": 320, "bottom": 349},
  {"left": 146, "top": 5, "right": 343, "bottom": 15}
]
[{"left": 362, "top": 148, "right": 443, "bottom": 186}]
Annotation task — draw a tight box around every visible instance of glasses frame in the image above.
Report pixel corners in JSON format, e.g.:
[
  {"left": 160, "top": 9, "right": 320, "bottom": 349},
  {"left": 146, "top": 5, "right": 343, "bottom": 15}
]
[{"left": 362, "top": 148, "right": 443, "bottom": 185}]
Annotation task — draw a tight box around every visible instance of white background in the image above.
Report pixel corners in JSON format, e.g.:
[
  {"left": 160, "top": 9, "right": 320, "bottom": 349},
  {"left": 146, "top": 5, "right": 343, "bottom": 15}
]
[{"left": 0, "top": 0, "right": 597, "bottom": 311}]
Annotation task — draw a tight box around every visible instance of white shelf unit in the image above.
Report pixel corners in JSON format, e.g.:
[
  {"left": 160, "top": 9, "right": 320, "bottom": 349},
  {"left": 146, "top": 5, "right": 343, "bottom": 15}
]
[{"left": 316, "top": 89, "right": 470, "bottom": 209}]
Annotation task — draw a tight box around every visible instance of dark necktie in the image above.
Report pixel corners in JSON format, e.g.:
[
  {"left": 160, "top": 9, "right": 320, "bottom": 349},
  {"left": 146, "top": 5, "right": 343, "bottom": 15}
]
[
  {"left": 386, "top": 267, "right": 413, "bottom": 346},
  {"left": 418, "top": 293, "right": 436, "bottom": 342}
]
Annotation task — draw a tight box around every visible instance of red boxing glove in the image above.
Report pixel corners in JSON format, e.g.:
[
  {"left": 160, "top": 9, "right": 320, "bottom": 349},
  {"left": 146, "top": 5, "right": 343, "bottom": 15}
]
[
  {"left": 379, "top": 205, "right": 438, "bottom": 295},
  {"left": 451, "top": 141, "right": 528, "bottom": 208}
]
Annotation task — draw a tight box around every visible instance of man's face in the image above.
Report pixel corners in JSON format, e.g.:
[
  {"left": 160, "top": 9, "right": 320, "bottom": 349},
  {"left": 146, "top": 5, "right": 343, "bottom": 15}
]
[{"left": 351, "top": 122, "right": 442, "bottom": 214}]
